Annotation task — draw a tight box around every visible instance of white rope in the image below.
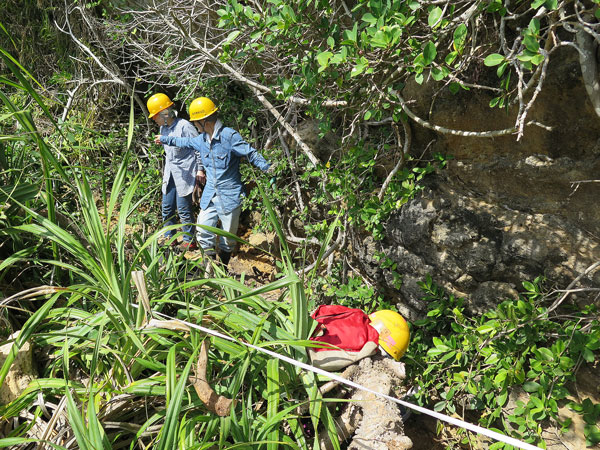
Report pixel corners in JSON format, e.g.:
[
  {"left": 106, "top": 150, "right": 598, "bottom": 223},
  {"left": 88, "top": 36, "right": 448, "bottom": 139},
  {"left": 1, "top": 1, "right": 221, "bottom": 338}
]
[{"left": 135, "top": 305, "right": 543, "bottom": 450}]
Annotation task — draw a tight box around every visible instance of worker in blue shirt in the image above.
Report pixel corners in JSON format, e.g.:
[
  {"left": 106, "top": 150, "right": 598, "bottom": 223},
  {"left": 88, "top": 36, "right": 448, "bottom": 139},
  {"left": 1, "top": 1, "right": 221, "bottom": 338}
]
[
  {"left": 147, "top": 93, "right": 200, "bottom": 250},
  {"left": 155, "top": 97, "right": 272, "bottom": 266}
]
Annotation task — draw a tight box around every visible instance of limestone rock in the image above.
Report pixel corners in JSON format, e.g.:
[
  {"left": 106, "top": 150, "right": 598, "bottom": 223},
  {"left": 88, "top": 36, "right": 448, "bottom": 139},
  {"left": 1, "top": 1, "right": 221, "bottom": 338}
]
[
  {"left": 287, "top": 119, "right": 338, "bottom": 162},
  {"left": 318, "top": 356, "right": 412, "bottom": 450},
  {"left": 470, "top": 282, "right": 520, "bottom": 314},
  {"left": 0, "top": 332, "right": 37, "bottom": 404},
  {"left": 347, "top": 357, "right": 412, "bottom": 450},
  {"left": 355, "top": 180, "right": 600, "bottom": 318},
  {"left": 248, "top": 231, "right": 278, "bottom": 252}
]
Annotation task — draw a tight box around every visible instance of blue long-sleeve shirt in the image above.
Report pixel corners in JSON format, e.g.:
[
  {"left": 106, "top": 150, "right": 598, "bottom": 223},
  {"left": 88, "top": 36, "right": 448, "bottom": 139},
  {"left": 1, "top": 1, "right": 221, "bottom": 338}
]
[{"left": 160, "top": 120, "right": 270, "bottom": 213}]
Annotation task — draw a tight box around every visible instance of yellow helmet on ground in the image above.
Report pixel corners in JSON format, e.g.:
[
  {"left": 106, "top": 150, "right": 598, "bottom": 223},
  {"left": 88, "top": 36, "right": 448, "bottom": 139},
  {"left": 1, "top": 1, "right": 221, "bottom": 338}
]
[
  {"left": 147, "top": 93, "right": 174, "bottom": 118},
  {"left": 368, "top": 310, "right": 410, "bottom": 360},
  {"left": 189, "top": 97, "right": 218, "bottom": 121}
]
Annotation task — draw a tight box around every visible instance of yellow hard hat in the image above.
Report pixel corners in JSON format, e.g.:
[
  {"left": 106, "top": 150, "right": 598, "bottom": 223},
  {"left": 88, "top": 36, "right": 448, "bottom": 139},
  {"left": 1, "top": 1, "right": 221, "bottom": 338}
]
[
  {"left": 369, "top": 310, "right": 410, "bottom": 360},
  {"left": 189, "top": 97, "right": 218, "bottom": 121},
  {"left": 147, "top": 93, "right": 173, "bottom": 118}
]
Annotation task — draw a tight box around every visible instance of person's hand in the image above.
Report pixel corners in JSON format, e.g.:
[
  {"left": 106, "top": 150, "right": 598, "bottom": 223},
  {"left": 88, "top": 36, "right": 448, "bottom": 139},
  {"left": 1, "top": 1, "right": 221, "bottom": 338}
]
[
  {"left": 154, "top": 135, "right": 162, "bottom": 144},
  {"left": 269, "top": 176, "right": 276, "bottom": 187},
  {"left": 192, "top": 171, "right": 206, "bottom": 206},
  {"left": 192, "top": 183, "right": 203, "bottom": 206}
]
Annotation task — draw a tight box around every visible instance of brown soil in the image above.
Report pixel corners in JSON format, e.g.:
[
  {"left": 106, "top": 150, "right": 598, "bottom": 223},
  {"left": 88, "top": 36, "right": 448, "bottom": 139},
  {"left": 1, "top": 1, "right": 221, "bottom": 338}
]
[{"left": 404, "top": 415, "right": 447, "bottom": 450}]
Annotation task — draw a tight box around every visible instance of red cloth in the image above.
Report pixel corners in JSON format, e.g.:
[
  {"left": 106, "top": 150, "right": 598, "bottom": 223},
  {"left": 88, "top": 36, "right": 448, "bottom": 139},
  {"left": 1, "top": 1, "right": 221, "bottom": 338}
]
[{"left": 309, "top": 305, "right": 379, "bottom": 352}]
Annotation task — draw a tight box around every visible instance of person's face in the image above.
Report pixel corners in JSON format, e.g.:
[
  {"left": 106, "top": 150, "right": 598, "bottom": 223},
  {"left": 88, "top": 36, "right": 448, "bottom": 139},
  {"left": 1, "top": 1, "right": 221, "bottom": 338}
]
[
  {"left": 193, "top": 119, "right": 207, "bottom": 133},
  {"left": 151, "top": 109, "right": 169, "bottom": 127}
]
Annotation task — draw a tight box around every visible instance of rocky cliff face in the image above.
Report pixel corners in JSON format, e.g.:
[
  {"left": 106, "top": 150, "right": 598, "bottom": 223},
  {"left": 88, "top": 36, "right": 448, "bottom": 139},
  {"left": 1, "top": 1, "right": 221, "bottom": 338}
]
[{"left": 355, "top": 45, "right": 600, "bottom": 319}]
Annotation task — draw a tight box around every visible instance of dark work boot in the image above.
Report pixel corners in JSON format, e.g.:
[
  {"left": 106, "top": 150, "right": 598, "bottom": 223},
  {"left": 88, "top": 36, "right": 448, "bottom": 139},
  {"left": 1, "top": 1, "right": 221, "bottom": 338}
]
[{"left": 218, "top": 251, "right": 232, "bottom": 266}]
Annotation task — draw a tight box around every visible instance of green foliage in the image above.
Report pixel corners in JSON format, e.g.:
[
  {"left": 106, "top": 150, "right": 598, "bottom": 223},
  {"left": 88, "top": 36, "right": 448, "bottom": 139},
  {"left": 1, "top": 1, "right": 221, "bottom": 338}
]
[
  {"left": 0, "top": 4, "right": 74, "bottom": 82},
  {"left": 297, "top": 145, "right": 448, "bottom": 241},
  {"left": 0, "top": 150, "right": 340, "bottom": 449},
  {"left": 218, "top": 0, "right": 423, "bottom": 99},
  {"left": 239, "top": 113, "right": 447, "bottom": 247},
  {"left": 0, "top": 63, "right": 345, "bottom": 448},
  {"left": 0, "top": 49, "right": 162, "bottom": 290},
  {"left": 211, "top": 0, "right": 479, "bottom": 109},
  {"left": 406, "top": 275, "right": 600, "bottom": 448},
  {"left": 374, "top": 251, "right": 403, "bottom": 290},
  {"left": 319, "top": 274, "right": 392, "bottom": 313},
  {"left": 206, "top": 0, "right": 586, "bottom": 140}
]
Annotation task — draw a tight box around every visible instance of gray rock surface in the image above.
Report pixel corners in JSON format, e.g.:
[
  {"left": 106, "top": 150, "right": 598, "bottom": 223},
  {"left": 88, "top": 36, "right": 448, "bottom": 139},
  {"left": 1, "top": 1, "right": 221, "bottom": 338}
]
[
  {"left": 0, "top": 332, "right": 37, "bottom": 404},
  {"left": 347, "top": 357, "right": 413, "bottom": 450},
  {"left": 354, "top": 179, "right": 600, "bottom": 320}
]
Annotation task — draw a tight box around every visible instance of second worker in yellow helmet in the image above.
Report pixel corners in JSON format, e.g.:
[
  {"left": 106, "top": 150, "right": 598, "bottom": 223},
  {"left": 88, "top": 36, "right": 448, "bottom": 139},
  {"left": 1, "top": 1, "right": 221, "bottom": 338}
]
[{"left": 155, "top": 97, "right": 273, "bottom": 266}]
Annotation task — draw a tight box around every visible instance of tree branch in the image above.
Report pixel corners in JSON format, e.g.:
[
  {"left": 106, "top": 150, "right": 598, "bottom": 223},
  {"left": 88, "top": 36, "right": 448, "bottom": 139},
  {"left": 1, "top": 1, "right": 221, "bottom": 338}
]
[
  {"left": 56, "top": 3, "right": 149, "bottom": 123},
  {"left": 378, "top": 120, "right": 411, "bottom": 201},
  {"left": 394, "top": 92, "right": 518, "bottom": 137},
  {"left": 576, "top": 24, "right": 600, "bottom": 118},
  {"left": 164, "top": 12, "right": 321, "bottom": 166}
]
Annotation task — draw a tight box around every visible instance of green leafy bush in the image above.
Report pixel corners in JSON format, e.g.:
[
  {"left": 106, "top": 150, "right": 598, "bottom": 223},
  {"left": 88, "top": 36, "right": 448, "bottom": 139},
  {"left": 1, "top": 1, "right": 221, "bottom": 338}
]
[{"left": 406, "top": 275, "right": 600, "bottom": 448}]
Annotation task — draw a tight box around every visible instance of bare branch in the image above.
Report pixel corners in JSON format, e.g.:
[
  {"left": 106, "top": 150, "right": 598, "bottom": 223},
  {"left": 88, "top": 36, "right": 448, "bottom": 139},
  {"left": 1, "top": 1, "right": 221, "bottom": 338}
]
[
  {"left": 394, "top": 93, "right": 517, "bottom": 137},
  {"left": 544, "top": 261, "right": 600, "bottom": 316},
  {"left": 56, "top": 3, "right": 149, "bottom": 121},
  {"left": 576, "top": 22, "right": 600, "bottom": 118},
  {"left": 378, "top": 120, "right": 411, "bottom": 201},
  {"left": 164, "top": 11, "right": 321, "bottom": 165}
]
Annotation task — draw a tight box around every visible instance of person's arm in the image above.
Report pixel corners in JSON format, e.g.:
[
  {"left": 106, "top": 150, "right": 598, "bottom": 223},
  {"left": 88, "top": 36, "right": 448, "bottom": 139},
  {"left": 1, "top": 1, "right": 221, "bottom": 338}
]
[
  {"left": 183, "top": 122, "right": 206, "bottom": 179},
  {"left": 154, "top": 133, "right": 206, "bottom": 183},
  {"left": 154, "top": 121, "right": 198, "bottom": 148},
  {"left": 158, "top": 135, "right": 196, "bottom": 149},
  {"left": 229, "top": 130, "right": 270, "bottom": 172}
]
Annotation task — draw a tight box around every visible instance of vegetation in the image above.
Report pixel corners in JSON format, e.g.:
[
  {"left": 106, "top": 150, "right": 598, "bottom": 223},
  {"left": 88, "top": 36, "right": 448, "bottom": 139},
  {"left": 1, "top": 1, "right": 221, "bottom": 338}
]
[
  {"left": 408, "top": 275, "right": 600, "bottom": 448},
  {"left": 0, "top": 0, "right": 599, "bottom": 449},
  {"left": 0, "top": 61, "right": 331, "bottom": 448}
]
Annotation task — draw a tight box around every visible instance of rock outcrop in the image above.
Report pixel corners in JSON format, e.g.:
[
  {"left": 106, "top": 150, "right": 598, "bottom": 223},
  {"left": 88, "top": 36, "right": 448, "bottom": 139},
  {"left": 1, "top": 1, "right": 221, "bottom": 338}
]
[
  {"left": 0, "top": 332, "right": 37, "bottom": 404},
  {"left": 318, "top": 356, "right": 413, "bottom": 450},
  {"left": 353, "top": 45, "right": 600, "bottom": 319},
  {"left": 355, "top": 178, "right": 600, "bottom": 320}
]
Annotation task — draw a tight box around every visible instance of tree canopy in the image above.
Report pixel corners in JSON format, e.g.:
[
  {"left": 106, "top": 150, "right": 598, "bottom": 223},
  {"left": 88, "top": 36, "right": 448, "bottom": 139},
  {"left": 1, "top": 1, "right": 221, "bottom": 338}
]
[{"left": 43, "top": 0, "right": 600, "bottom": 144}]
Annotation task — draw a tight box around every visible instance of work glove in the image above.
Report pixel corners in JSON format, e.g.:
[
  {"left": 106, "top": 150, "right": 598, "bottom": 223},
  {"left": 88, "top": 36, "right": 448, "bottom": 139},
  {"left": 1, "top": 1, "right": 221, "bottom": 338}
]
[{"left": 269, "top": 176, "right": 277, "bottom": 187}]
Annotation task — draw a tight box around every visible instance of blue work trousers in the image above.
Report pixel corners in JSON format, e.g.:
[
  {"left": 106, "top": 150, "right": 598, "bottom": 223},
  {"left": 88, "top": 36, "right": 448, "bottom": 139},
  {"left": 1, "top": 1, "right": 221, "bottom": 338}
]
[
  {"left": 196, "top": 196, "right": 241, "bottom": 254},
  {"left": 161, "top": 175, "right": 195, "bottom": 243}
]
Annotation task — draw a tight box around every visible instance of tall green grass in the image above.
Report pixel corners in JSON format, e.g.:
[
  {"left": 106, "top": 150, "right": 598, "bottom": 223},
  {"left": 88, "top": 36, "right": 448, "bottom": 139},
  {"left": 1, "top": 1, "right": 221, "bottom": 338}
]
[{"left": 0, "top": 41, "right": 341, "bottom": 449}]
